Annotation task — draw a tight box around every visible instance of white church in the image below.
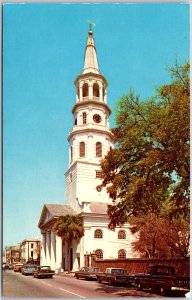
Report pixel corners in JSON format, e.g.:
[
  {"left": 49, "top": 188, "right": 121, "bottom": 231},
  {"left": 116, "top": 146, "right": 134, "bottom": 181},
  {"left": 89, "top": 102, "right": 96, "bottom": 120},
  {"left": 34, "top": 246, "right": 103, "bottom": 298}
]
[{"left": 38, "top": 28, "right": 138, "bottom": 272}]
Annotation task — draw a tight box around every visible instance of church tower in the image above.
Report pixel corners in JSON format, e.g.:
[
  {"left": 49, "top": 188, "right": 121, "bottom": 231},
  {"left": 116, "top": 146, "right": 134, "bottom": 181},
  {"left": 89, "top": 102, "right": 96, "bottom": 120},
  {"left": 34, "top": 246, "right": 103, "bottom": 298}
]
[{"left": 65, "top": 29, "right": 114, "bottom": 212}]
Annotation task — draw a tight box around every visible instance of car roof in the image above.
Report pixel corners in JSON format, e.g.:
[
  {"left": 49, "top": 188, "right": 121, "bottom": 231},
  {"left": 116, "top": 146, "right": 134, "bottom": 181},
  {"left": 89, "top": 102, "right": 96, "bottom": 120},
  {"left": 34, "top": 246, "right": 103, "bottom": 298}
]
[{"left": 106, "top": 268, "right": 126, "bottom": 270}]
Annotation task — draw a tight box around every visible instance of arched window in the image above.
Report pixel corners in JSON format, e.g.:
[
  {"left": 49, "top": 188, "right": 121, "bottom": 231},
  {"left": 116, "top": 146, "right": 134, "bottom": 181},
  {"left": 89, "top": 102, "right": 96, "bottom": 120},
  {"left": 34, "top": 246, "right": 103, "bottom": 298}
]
[
  {"left": 82, "top": 112, "right": 87, "bottom": 124},
  {"left": 96, "top": 142, "right": 102, "bottom": 157},
  {"left": 118, "top": 230, "right": 126, "bottom": 239},
  {"left": 79, "top": 142, "right": 85, "bottom": 157},
  {"left": 93, "top": 83, "right": 99, "bottom": 98},
  {"left": 95, "top": 249, "right": 103, "bottom": 259},
  {"left": 118, "top": 249, "right": 126, "bottom": 259},
  {"left": 82, "top": 83, "right": 88, "bottom": 97},
  {"left": 94, "top": 229, "right": 103, "bottom": 239}
]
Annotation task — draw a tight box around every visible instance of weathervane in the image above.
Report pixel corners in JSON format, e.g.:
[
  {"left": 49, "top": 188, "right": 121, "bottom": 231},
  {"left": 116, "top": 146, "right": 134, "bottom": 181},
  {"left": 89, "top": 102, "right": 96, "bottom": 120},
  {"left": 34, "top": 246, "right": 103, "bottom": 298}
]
[{"left": 88, "top": 20, "right": 95, "bottom": 30}]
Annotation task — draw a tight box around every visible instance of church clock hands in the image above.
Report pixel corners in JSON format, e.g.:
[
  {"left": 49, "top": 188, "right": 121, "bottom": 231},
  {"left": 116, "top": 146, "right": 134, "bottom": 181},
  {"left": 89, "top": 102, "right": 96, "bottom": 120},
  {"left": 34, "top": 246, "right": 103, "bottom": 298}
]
[{"left": 93, "top": 114, "right": 102, "bottom": 123}]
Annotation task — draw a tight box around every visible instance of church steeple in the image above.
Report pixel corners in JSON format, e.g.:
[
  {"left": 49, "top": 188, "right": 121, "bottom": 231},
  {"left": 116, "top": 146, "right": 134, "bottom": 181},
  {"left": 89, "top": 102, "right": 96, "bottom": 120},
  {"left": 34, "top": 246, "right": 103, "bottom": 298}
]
[
  {"left": 65, "top": 26, "right": 114, "bottom": 212},
  {"left": 83, "top": 30, "right": 99, "bottom": 74}
]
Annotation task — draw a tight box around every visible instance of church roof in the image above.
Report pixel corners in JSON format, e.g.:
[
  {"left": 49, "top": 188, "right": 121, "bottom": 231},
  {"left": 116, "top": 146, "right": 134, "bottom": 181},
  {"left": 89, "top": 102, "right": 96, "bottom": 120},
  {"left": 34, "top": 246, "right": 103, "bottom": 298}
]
[
  {"left": 45, "top": 204, "right": 77, "bottom": 216},
  {"left": 83, "top": 29, "right": 100, "bottom": 75},
  {"left": 38, "top": 204, "right": 77, "bottom": 228}
]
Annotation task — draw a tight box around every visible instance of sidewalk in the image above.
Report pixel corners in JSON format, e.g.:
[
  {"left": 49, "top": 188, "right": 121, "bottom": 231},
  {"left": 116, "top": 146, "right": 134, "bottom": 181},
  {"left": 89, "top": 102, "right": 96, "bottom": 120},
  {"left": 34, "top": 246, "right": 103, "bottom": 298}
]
[{"left": 56, "top": 271, "right": 75, "bottom": 278}]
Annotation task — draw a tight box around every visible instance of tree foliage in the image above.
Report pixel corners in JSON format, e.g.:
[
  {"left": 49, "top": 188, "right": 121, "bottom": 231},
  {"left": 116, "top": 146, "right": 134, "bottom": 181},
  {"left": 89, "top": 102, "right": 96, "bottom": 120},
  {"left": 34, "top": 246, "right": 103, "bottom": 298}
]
[
  {"left": 129, "top": 213, "right": 190, "bottom": 258},
  {"left": 100, "top": 62, "right": 190, "bottom": 231},
  {"left": 54, "top": 215, "right": 84, "bottom": 272}
]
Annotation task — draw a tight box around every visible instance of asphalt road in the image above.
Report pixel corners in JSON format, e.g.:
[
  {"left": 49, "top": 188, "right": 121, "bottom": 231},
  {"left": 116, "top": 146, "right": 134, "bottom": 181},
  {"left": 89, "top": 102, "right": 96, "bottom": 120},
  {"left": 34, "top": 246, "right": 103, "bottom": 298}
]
[{"left": 2, "top": 270, "right": 186, "bottom": 298}]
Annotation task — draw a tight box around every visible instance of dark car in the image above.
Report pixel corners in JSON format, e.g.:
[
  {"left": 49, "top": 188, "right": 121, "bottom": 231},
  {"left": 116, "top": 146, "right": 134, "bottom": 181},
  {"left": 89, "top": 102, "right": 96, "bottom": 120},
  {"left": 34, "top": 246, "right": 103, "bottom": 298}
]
[
  {"left": 33, "top": 266, "right": 55, "bottom": 279},
  {"left": 21, "top": 264, "right": 37, "bottom": 276},
  {"left": 75, "top": 267, "right": 100, "bottom": 280}
]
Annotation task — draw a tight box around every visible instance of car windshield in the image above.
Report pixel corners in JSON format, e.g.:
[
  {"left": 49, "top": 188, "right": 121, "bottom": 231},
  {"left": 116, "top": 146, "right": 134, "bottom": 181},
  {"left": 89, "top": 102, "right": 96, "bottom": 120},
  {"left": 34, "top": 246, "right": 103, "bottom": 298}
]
[{"left": 111, "top": 269, "right": 127, "bottom": 274}]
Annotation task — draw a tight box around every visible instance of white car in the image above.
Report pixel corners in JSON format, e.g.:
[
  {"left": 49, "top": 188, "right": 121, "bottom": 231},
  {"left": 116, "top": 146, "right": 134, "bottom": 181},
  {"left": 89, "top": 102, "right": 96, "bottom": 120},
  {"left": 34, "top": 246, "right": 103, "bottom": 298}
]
[{"left": 21, "top": 264, "right": 37, "bottom": 275}]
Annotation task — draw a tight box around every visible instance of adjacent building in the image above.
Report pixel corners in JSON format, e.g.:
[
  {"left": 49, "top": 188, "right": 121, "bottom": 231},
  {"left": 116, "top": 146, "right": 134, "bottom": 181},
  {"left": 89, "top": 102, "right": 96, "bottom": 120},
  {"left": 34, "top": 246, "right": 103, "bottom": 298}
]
[
  {"left": 20, "top": 238, "right": 40, "bottom": 264},
  {"left": 5, "top": 246, "right": 21, "bottom": 264},
  {"left": 38, "top": 28, "right": 138, "bottom": 272}
]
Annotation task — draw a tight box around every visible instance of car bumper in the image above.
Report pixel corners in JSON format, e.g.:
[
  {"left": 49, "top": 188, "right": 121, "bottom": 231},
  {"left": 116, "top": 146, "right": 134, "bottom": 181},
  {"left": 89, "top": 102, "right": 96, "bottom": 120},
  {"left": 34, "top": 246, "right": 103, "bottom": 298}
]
[{"left": 171, "top": 287, "right": 189, "bottom": 291}]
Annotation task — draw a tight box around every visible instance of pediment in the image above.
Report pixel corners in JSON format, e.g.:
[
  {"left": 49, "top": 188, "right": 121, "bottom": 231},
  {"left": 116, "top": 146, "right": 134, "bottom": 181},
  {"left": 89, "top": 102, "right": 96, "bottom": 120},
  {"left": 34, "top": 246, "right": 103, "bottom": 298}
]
[{"left": 38, "top": 204, "right": 77, "bottom": 229}]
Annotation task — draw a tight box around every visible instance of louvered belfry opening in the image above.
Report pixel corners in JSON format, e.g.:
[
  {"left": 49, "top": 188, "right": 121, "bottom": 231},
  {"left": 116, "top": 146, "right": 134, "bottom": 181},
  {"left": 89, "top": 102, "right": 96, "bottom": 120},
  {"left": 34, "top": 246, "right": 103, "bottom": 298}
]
[
  {"left": 79, "top": 142, "right": 85, "bottom": 157},
  {"left": 96, "top": 142, "right": 102, "bottom": 157}
]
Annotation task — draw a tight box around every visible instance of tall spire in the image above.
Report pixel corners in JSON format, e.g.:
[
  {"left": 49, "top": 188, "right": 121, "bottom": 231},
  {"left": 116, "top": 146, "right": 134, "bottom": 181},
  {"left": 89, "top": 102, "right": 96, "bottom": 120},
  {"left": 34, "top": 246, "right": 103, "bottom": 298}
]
[{"left": 83, "top": 29, "right": 100, "bottom": 74}]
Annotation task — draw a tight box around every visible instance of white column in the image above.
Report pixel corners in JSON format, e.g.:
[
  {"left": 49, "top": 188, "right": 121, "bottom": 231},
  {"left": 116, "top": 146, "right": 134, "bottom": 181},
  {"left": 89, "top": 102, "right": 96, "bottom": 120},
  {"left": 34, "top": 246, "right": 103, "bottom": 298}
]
[
  {"left": 104, "top": 89, "right": 107, "bottom": 103},
  {"left": 80, "top": 86, "right": 83, "bottom": 101},
  {"left": 99, "top": 86, "right": 103, "bottom": 101},
  {"left": 89, "top": 84, "right": 93, "bottom": 100},
  {"left": 55, "top": 235, "right": 62, "bottom": 273},
  {"left": 46, "top": 231, "right": 51, "bottom": 266},
  {"left": 40, "top": 232, "right": 46, "bottom": 265},
  {"left": 50, "top": 230, "right": 56, "bottom": 270}
]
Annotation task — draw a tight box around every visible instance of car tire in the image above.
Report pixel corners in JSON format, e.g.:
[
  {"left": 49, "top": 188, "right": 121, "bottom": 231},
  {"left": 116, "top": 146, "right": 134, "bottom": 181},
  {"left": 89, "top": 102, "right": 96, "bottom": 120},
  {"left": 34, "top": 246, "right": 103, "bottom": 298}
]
[
  {"left": 137, "top": 282, "right": 143, "bottom": 291},
  {"left": 159, "top": 286, "right": 167, "bottom": 296},
  {"left": 109, "top": 280, "right": 113, "bottom": 286}
]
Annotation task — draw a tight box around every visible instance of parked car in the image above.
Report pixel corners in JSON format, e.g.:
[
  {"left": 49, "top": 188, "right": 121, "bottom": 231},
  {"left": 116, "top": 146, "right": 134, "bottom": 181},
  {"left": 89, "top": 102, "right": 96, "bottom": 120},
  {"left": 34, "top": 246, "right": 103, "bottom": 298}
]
[
  {"left": 75, "top": 267, "right": 100, "bottom": 280},
  {"left": 96, "top": 268, "right": 134, "bottom": 286},
  {"left": 8, "top": 264, "right": 14, "bottom": 270},
  {"left": 21, "top": 264, "right": 37, "bottom": 276},
  {"left": 2, "top": 263, "right": 9, "bottom": 271},
  {"left": 14, "top": 263, "right": 23, "bottom": 272},
  {"left": 33, "top": 266, "right": 55, "bottom": 279},
  {"left": 134, "top": 265, "right": 190, "bottom": 296}
]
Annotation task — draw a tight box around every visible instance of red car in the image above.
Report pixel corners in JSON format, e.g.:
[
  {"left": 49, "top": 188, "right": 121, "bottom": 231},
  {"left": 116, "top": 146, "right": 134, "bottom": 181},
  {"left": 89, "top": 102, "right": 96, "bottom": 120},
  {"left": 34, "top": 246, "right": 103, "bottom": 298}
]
[{"left": 14, "top": 263, "right": 23, "bottom": 272}]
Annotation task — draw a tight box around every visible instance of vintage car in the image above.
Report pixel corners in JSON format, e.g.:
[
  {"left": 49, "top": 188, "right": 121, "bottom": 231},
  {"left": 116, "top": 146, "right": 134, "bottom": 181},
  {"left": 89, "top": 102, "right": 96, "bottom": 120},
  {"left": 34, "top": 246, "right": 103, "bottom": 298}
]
[
  {"left": 33, "top": 266, "right": 55, "bottom": 279},
  {"left": 75, "top": 267, "right": 100, "bottom": 280},
  {"left": 134, "top": 265, "right": 190, "bottom": 296},
  {"left": 14, "top": 263, "right": 24, "bottom": 272},
  {"left": 96, "top": 268, "right": 134, "bottom": 286},
  {"left": 21, "top": 264, "right": 37, "bottom": 275}
]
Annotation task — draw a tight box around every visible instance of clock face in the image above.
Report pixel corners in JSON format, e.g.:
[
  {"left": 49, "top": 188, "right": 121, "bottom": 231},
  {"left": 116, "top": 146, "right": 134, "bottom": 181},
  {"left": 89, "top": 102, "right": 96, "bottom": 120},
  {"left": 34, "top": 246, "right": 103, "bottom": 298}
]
[{"left": 93, "top": 114, "right": 102, "bottom": 123}]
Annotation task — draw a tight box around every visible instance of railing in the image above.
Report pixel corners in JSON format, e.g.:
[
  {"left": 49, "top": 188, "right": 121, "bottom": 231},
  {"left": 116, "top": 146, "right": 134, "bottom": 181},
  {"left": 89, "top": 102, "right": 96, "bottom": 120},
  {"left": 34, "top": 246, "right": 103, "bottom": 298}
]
[{"left": 82, "top": 96, "right": 101, "bottom": 101}]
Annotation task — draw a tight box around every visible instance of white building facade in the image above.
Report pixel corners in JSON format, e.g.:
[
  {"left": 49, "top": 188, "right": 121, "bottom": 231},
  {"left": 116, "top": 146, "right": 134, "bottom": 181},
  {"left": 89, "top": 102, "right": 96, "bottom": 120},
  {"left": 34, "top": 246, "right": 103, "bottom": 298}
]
[
  {"left": 38, "top": 28, "right": 138, "bottom": 272},
  {"left": 20, "top": 238, "right": 40, "bottom": 263}
]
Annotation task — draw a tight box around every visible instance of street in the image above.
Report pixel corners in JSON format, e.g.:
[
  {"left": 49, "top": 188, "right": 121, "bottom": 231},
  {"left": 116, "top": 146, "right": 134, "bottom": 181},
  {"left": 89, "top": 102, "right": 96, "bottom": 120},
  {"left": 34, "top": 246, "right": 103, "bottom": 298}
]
[
  {"left": 2, "top": 270, "right": 186, "bottom": 298},
  {"left": 2, "top": 270, "right": 159, "bottom": 298}
]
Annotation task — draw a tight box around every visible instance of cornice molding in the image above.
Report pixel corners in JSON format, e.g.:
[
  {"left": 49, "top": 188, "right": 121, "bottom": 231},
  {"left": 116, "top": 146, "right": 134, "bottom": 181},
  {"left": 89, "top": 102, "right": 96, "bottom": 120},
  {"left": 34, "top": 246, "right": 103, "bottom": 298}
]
[
  {"left": 72, "top": 100, "right": 111, "bottom": 115},
  {"left": 68, "top": 126, "right": 114, "bottom": 141}
]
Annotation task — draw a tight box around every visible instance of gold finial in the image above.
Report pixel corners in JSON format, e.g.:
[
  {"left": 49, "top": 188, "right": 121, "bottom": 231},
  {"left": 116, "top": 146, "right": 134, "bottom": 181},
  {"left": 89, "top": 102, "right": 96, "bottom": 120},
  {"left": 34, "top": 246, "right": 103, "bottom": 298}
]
[{"left": 88, "top": 20, "right": 95, "bottom": 30}]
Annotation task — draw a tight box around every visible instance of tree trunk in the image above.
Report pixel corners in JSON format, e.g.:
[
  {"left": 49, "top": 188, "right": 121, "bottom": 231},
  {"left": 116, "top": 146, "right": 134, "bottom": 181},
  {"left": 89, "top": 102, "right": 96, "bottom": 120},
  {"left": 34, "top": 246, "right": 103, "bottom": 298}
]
[{"left": 67, "top": 240, "right": 71, "bottom": 273}]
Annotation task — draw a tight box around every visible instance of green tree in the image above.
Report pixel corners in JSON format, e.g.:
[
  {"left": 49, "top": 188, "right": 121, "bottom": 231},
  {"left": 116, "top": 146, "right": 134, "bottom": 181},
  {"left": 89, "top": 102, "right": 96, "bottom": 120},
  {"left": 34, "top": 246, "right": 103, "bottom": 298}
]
[
  {"left": 100, "top": 62, "right": 189, "bottom": 229},
  {"left": 54, "top": 215, "right": 84, "bottom": 272}
]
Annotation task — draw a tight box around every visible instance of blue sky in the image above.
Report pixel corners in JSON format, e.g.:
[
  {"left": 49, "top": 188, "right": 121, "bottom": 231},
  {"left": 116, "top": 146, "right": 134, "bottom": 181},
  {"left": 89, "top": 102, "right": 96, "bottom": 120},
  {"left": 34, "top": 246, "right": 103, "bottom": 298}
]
[{"left": 3, "top": 3, "right": 189, "bottom": 247}]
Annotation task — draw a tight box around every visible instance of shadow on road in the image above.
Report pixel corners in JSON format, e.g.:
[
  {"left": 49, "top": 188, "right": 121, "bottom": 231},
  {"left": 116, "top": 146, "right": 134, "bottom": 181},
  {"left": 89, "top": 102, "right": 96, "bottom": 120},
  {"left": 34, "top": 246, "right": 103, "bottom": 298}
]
[
  {"left": 95, "top": 283, "right": 163, "bottom": 298},
  {"left": 95, "top": 283, "right": 187, "bottom": 298}
]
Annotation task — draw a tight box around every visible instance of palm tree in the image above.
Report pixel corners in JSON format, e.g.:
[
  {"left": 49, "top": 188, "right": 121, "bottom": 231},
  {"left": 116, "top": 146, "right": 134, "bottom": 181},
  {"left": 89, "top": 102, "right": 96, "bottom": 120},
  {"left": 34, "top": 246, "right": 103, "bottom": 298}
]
[{"left": 54, "top": 215, "right": 84, "bottom": 272}]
